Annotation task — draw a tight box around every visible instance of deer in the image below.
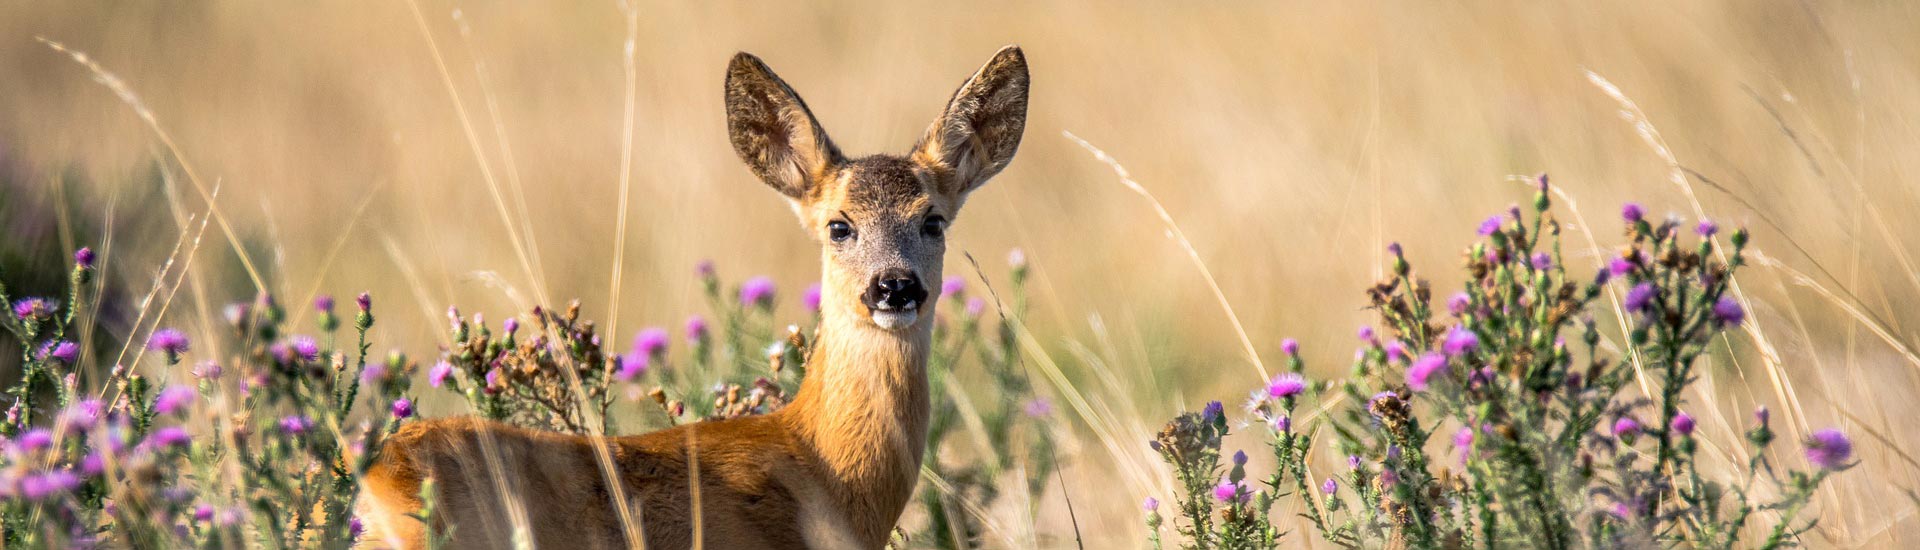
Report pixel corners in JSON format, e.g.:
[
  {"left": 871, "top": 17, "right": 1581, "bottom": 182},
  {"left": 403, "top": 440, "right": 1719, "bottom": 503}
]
[{"left": 355, "top": 45, "right": 1030, "bottom": 549}]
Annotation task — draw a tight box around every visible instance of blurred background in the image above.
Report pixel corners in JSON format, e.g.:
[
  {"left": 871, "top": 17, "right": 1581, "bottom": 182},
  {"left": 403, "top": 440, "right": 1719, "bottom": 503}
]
[{"left": 3, "top": 2, "right": 1918, "bottom": 547}]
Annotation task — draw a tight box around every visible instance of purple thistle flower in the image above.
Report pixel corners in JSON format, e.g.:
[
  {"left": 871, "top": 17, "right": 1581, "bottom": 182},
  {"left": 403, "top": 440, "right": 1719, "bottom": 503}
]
[
  {"left": 1755, "top": 406, "right": 1770, "bottom": 426},
  {"left": 12, "top": 297, "right": 56, "bottom": 320},
  {"left": 1712, "top": 297, "right": 1745, "bottom": 327},
  {"left": 1696, "top": 219, "right": 1719, "bottom": 237},
  {"left": 148, "top": 426, "right": 191, "bottom": 449},
  {"left": 484, "top": 368, "right": 503, "bottom": 393},
  {"left": 1348, "top": 455, "right": 1362, "bottom": 469},
  {"left": 1266, "top": 373, "right": 1307, "bottom": 399},
  {"left": 1232, "top": 450, "right": 1248, "bottom": 466},
  {"left": 16, "top": 428, "right": 54, "bottom": 452},
  {"left": 360, "top": 363, "right": 387, "bottom": 385},
  {"left": 59, "top": 400, "right": 102, "bottom": 433},
  {"left": 1143, "top": 497, "right": 1159, "bottom": 512},
  {"left": 154, "top": 385, "right": 196, "bottom": 416},
  {"left": 695, "top": 259, "right": 716, "bottom": 279},
  {"left": 1621, "top": 202, "right": 1645, "bottom": 222},
  {"left": 1803, "top": 428, "right": 1853, "bottom": 470},
  {"left": 355, "top": 292, "right": 372, "bottom": 312},
  {"left": 615, "top": 354, "right": 648, "bottom": 381},
  {"left": 1386, "top": 242, "right": 1403, "bottom": 257},
  {"left": 1447, "top": 292, "right": 1471, "bottom": 316},
  {"left": 1531, "top": 252, "right": 1553, "bottom": 271},
  {"left": 1280, "top": 338, "right": 1300, "bottom": 357},
  {"left": 314, "top": 295, "right": 335, "bottom": 313},
  {"left": 350, "top": 516, "right": 365, "bottom": 540},
  {"left": 20, "top": 470, "right": 80, "bottom": 500},
  {"left": 278, "top": 416, "right": 310, "bottom": 436},
  {"left": 1358, "top": 326, "right": 1377, "bottom": 344},
  {"left": 802, "top": 282, "right": 823, "bottom": 313},
  {"left": 684, "top": 315, "right": 709, "bottom": 343},
  {"left": 1454, "top": 426, "right": 1475, "bottom": 450},
  {"left": 941, "top": 276, "right": 966, "bottom": 297},
  {"left": 1608, "top": 256, "right": 1635, "bottom": 278},
  {"left": 147, "top": 329, "right": 191, "bottom": 356},
  {"left": 1201, "top": 401, "right": 1224, "bottom": 423},
  {"left": 1613, "top": 416, "right": 1642, "bottom": 438},
  {"left": 1380, "top": 469, "right": 1399, "bottom": 488},
  {"left": 1407, "top": 353, "right": 1449, "bottom": 392},
  {"left": 290, "top": 336, "right": 320, "bottom": 362},
  {"left": 740, "top": 277, "right": 777, "bottom": 309},
  {"left": 1385, "top": 341, "right": 1408, "bottom": 363},
  {"left": 1442, "top": 327, "right": 1479, "bottom": 357},
  {"left": 73, "top": 247, "right": 95, "bottom": 269},
  {"left": 1023, "top": 397, "right": 1053, "bottom": 418},
  {"left": 391, "top": 398, "right": 415, "bottom": 419},
  {"left": 1211, "top": 480, "right": 1246, "bottom": 503},
  {"left": 1477, "top": 215, "right": 1502, "bottom": 236},
  {"left": 1625, "top": 283, "right": 1657, "bottom": 313},
  {"left": 633, "top": 328, "right": 670, "bottom": 358},
  {"left": 428, "top": 361, "right": 454, "bottom": 388},
  {"left": 1272, "top": 415, "right": 1291, "bottom": 434},
  {"left": 1321, "top": 478, "right": 1338, "bottom": 495},
  {"left": 1671, "top": 412, "right": 1696, "bottom": 436},
  {"left": 965, "top": 297, "right": 986, "bottom": 317},
  {"left": 194, "top": 505, "right": 215, "bottom": 523},
  {"left": 46, "top": 341, "right": 79, "bottom": 364},
  {"left": 502, "top": 317, "right": 519, "bottom": 335}
]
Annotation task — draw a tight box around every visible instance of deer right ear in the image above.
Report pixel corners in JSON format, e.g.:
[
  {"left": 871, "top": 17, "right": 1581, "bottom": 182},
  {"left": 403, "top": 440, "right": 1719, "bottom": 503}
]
[{"left": 725, "top": 52, "right": 844, "bottom": 200}]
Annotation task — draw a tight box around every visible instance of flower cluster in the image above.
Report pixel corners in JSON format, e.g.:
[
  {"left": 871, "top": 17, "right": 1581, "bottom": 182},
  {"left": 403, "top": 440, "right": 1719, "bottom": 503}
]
[
  {"left": 0, "top": 245, "right": 414, "bottom": 548},
  {"left": 1147, "top": 176, "right": 1850, "bottom": 549}
]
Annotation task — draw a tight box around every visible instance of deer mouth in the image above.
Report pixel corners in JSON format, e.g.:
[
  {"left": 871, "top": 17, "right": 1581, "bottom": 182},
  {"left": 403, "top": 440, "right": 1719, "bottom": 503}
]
[{"left": 869, "top": 302, "right": 920, "bottom": 330}]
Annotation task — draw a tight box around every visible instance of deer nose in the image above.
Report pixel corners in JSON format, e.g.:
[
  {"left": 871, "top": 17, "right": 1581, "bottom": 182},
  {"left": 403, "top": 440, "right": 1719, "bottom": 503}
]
[{"left": 862, "top": 269, "right": 927, "bottom": 312}]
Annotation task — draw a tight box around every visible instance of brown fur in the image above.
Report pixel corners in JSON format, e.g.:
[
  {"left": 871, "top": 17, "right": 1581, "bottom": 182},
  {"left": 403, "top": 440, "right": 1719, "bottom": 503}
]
[{"left": 357, "top": 46, "right": 1028, "bottom": 550}]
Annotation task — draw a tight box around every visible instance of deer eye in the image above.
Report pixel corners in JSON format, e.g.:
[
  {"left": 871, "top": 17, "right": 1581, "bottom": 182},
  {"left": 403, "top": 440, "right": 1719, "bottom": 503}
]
[
  {"left": 827, "top": 220, "right": 854, "bottom": 242},
  {"left": 922, "top": 216, "right": 947, "bottom": 238}
]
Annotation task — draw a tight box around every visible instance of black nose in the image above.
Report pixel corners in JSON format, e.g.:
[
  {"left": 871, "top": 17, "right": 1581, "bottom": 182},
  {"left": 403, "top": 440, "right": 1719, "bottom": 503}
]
[{"left": 862, "top": 269, "right": 927, "bottom": 311}]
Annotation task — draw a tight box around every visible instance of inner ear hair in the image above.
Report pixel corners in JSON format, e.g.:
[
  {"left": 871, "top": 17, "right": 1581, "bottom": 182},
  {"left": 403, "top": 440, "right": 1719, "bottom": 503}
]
[
  {"left": 914, "top": 45, "right": 1030, "bottom": 197},
  {"left": 725, "top": 52, "right": 845, "bottom": 200}
]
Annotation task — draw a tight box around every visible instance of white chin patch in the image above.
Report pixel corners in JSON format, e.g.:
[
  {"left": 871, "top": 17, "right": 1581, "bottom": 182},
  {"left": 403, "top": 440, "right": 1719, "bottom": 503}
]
[{"left": 871, "top": 310, "right": 919, "bottom": 330}]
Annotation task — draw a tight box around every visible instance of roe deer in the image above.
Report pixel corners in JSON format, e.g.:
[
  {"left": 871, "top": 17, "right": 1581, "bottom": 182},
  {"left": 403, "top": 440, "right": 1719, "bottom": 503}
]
[{"left": 356, "top": 45, "right": 1030, "bottom": 549}]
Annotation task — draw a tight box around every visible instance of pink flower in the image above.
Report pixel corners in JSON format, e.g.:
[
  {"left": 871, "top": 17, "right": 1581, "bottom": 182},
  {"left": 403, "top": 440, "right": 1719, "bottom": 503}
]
[
  {"left": 1442, "top": 327, "right": 1479, "bottom": 357},
  {"left": 802, "top": 282, "right": 823, "bottom": 313},
  {"left": 633, "top": 328, "right": 670, "bottom": 358},
  {"left": 1671, "top": 412, "right": 1696, "bottom": 436},
  {"left": 684, "top": 315, "right": 710, "bottom": 343},
  {"left": 428, "top": 361, "right": 454, "bottom": 388},
  {"left": 740, "top": 277, "right": 777, "bottom": 309},
  {"left": 1804, "top": 429, "right": 1853, "bottom": 470},
  {"left": 154, "top": 385, "right": 196, "bottom": 416},
  {"left": 1407, "top": 354, "right": 1448, "bottom": 392},
  {"left": 147, "top": 329, "right": 191, "bottom": 356},
  {"left": 1266, "top": 373, "right": 1307, "bottom": 399}
]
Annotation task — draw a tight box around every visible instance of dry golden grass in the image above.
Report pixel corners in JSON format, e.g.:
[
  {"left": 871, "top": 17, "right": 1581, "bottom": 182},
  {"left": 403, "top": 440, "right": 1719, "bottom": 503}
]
[{"left": 4, "top": 2, "right": 1919, "bottom": 547}]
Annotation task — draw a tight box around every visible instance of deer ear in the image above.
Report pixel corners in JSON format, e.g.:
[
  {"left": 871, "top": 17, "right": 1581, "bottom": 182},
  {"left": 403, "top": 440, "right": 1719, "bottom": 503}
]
[
  {"left": 913, "top": 45, "right": 1030, "bottom": 197},
  {"left": 726, "top": 52, "right": 844, "bottom": 200}
]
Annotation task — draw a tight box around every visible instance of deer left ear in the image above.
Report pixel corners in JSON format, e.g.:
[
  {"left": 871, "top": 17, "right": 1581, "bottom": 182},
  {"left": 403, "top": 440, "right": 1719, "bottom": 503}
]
[{"left": 913, "top": 45, "right": 1029, "bottom": 198}]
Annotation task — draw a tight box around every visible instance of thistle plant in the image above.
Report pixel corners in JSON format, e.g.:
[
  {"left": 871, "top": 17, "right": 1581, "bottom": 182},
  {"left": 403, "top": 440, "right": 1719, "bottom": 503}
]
[
  {"left": 0, "top": 248, "right": 413, "bottom": 548},
  {"left": 1149, "top": 175, "right": 1851, "bottom": 549}
]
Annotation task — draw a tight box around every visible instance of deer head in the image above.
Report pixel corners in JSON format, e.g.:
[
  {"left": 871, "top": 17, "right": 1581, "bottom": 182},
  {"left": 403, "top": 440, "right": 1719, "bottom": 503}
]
[{"left": 724, "top": 46, "right": 1029, "bottom": 333}]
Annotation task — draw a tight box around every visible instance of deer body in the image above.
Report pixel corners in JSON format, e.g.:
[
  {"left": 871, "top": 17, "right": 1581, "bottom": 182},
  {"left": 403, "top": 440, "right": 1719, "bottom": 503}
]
[{"left": 357, "top": 46, "right": 1029, "bottom": 550}]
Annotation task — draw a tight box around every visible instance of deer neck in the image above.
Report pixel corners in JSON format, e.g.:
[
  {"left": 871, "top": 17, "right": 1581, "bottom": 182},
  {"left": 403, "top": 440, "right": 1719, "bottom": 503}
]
[{"left": 778, "top": 283, "right": 933, "bottom": 521}]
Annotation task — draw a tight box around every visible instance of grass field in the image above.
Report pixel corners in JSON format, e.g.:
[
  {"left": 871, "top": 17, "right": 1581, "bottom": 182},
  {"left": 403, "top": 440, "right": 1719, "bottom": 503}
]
[{"left": 2, "top": 2, "right": 1918, "bottom": 547}]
